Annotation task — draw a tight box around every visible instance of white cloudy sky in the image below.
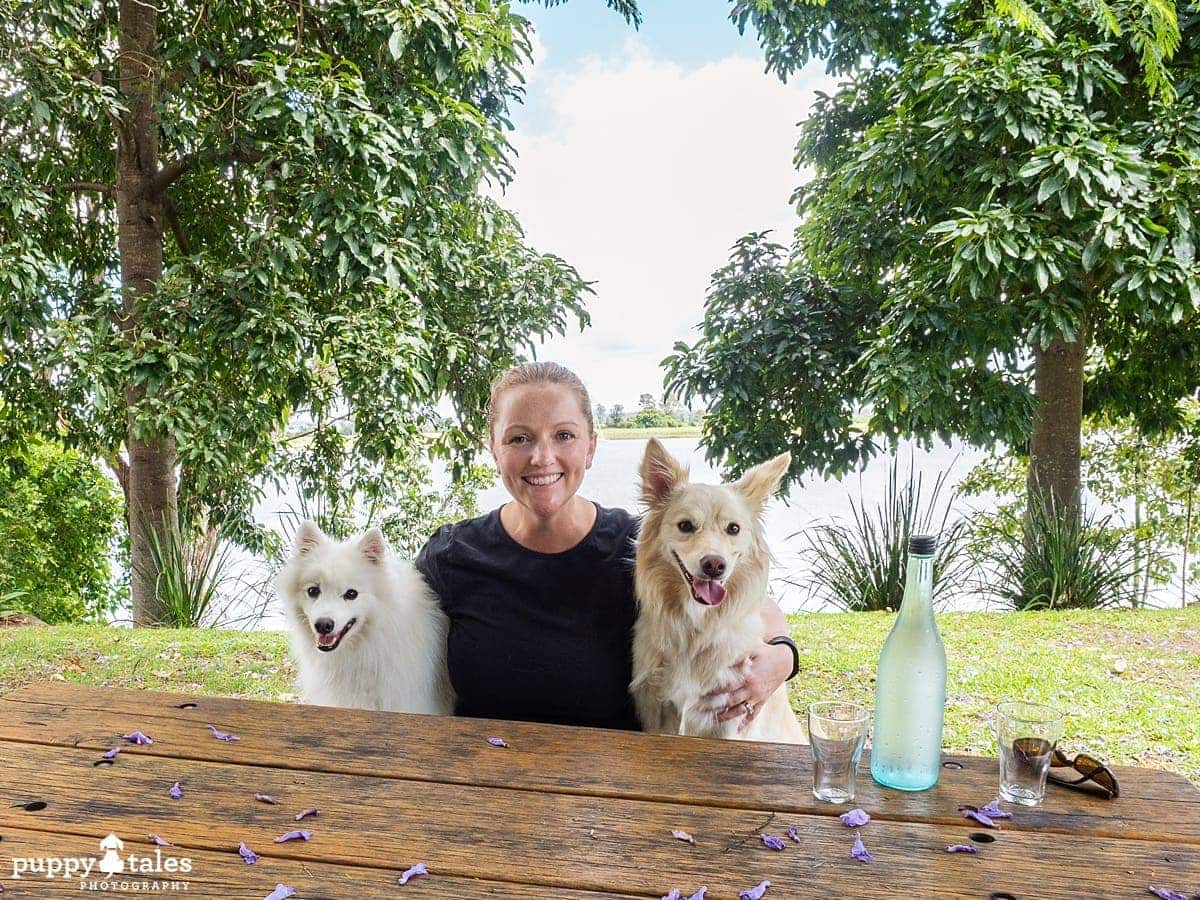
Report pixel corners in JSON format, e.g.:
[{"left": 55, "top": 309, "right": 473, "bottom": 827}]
[{"left": 494, "top": 12, "right": 836, "bottom": 410}]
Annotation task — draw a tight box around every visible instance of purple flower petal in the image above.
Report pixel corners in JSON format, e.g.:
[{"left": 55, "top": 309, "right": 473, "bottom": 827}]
[
  {"left": 671, "top": 829, "right": 695, "bottom": 844},
  {"left": 206, "top": 723, "right": 240, "bottom": 742},
  {"left": 272, "top": 829, "right": 312, "bottom": 843},
  {"left": 264, "top": 885, "right": 295, "bottom": 900},
  {"left": 978, "top": 798, "right": 1013, "bottom": 819},
  {"left": 946, "top": 844, "right": 979, "bottom": 854},
  {"left": 662, "top": 891, "right": 684, "bottom": 900},
  {"left": 486, "top": 737, "right": 509, "bottom": 748},
  {"left": 759, "top": 833, "right": 785, "bottom": 851},
  {"left": 739, "top": 880, "right": 771, "bottom": 900},
  {"left": 688, "top": 889, "right": 707, "bottom": 900},
  {"left": 238, "top": 842, "right": 259, "bottom": 865},
  {"left": 102, "top": 747, "right": 120, "bottom": 760},
  {"left": 961, "top": 808, "right": 997, "bottom": 828},
  {"left": 1148, "top": 888, "right": 1189, "bottom": 900},
  {"left": 294, "top": 807, "right": 319, "bottom": 821},
  {"left": 397, "top": 862, "right": 428, "bottom": 885},
  {"left": 169, "top": 782, "right": 183, "bottom": 799},
  {"left": 254, "top": 793, "right": 277, "bottom": 804},
  {"left": 785, "top": 825, "right": 800, "bottom": 842},
  {"left": 850, "top": 831, "right": 874, "bottom": 862},
  {"left": 839, "top": 808, "right": 870, "bottom": 827},
  {"left": 123, "top": 731, "right": 153, "bottom": 745},
  {"left": 148, "top": 834, "right": 174, "bottom": 847}
]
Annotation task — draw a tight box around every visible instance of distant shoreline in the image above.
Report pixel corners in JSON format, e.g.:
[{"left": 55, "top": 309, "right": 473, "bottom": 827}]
[{"left": 598, "top": 426, "right": 701, "bottom": 440}]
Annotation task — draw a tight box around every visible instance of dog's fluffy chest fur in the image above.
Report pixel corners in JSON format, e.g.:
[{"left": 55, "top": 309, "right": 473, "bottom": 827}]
[{"left": 631, "top": 592, "right": 763, "bottom": 739}]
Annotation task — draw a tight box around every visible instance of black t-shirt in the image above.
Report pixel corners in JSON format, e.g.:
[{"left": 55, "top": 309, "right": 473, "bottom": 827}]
[{"left": 415, "top": 503, "right": 642, "bottom": 731}]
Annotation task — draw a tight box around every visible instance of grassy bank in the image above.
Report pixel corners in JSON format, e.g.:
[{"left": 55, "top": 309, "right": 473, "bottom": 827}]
[
  {"left": 2, "top": 607, "right": 1197, "bottom": 784},
  {"left": 598, "top": 426, "right": 702, "bottom": 440}
]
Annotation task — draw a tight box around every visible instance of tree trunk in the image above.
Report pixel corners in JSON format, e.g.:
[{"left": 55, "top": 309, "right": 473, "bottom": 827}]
[
  {"left": 118, "top": 0, "right": 172, "bottom": 625},
  {"left": 1026, "top": 334, "right": 1086, "bottom": 520}
]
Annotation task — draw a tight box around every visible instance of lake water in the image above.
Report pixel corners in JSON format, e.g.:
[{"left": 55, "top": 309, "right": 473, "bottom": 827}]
[{"left": 197, "top": 436, "right": 998, "bottom": 630}]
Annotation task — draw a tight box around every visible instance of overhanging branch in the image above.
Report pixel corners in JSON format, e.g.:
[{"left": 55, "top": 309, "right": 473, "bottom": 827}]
[
  {"left": 151, "top": 144, "right": 266, "bottom": 196},
  {"left": 55, "top": 182, "right": 117, "bottom": 196}
]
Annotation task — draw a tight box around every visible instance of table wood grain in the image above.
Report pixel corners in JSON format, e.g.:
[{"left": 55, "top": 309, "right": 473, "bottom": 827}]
[{"left": 0, "top": 683, "right": 1196, "bottom": 899}]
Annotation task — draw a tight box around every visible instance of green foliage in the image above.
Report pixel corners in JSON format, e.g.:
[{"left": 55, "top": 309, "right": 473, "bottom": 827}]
[
  {"left": 670, "top": 2, "right": 1200, "bottom": 488},
  {"left": 983, "top": 488, "right": 1142, "bottom": 610},
  {"left": 0, "top": 436, "right": 124, "bottom": 623},
  {"left": 961, "top": 411, "right": 1200, "bottom": 604},
  {"left": 795, "top": 457, "right": 974, "bottom": 611},
  {"left": 664, "top": 233, "right": 869, "bottom": 484},
  {"left": 275, "top": 449, "right": 495, "bottom": 562},
  {"left": 0, "top": 590, "right": 30, "bottom": 618},
  {"left": 143, "top": 516, "right": 238, "bottom": 629},
  {"left": 0, "top": 0, "right": 615, "bottom": 563},
  {"left": 610, "top": 408, "right": 686, "bottom": 429}
]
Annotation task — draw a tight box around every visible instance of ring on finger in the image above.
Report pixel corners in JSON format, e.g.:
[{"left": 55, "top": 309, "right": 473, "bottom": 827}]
[{"left": 742, "top": 700, "right": 755, "bottom": 716}]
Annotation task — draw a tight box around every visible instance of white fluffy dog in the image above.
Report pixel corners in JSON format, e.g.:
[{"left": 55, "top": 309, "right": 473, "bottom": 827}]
[{"left": 277, "top": 521, "right": 453, "bottom": 714}]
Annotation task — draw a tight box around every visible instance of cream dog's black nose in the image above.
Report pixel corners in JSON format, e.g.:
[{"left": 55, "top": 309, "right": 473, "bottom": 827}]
[
  {"left": 700, "top": 555, "right": 726, "bottom": 579},
  {"left": 314, "top": 617, "right": 335, "bottom": 635}
]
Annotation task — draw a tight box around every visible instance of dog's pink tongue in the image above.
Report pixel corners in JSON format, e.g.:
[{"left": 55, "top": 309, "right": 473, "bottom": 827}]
[
  {"left": 317, "top": 632, "right": 338, "bottom": 647},
  {"left": 694, "top": 579, "right": 726, "bottom": 606}
]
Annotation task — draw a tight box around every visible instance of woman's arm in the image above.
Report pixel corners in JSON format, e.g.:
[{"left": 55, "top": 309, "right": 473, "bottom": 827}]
[{"left": 701, "top": 597, "right": 795, "bottom": 730}]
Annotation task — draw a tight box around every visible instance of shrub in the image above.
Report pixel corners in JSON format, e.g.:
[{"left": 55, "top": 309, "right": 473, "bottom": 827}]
[
  {"left": 797, "top": 456, "right": 973, "bottom": 611},
  {"left": 0, "top": 437, "right": 124, "bottom": 622},
  {"left": 985, "top": 492, "right": 1143, "bottom": 611}
]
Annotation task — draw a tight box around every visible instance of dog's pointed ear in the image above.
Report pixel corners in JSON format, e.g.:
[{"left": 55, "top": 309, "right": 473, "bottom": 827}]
[
  {"left": 639, "top": 438, "right": 688, "bottom": 506},
  {"left": 358, "top": 527, "right": 389, "bottom": 566},
  {"left": 735, "top": 451, "right": 791, "bottom": 510},
  {"left": 292, "top": 521, "right": 325, "bottom": 557}
]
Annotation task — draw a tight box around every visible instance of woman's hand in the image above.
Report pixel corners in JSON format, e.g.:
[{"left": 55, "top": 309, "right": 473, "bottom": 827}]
[{"left": 700, "top": 640, "right": 793, "bottom": 732}]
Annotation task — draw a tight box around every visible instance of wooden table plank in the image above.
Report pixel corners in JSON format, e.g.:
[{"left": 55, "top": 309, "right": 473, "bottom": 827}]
[
  {"left": 3, "top": 683, "right": 1196, "bottom": 846},
  {"left": 0, "top": 825, "right": 645, "bottom": 897},
  {"left": 2, "top": 738, "right": 1197, "bottom": 900}
]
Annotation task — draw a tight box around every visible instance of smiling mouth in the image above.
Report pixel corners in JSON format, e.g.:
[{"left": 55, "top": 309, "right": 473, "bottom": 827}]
[
  {"left": 315, "top": 618, "right": 356, "bottom": 652},
  {"left": 670, "top": 550, "right": 726, "bottom": 606},
  {"left": 523, "top": 473, "right": 564, "bottom": 487}
]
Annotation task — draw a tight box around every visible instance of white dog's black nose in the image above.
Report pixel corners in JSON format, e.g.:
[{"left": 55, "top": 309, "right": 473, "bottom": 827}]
[
  {"left": 314, "top": 617, "right": 336, "bottom": 635},
  {"left": 700, "top": 555, "right": 726, "bottom": 579}
]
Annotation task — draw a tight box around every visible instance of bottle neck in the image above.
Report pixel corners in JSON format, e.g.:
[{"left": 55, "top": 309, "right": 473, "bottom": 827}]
[{"left": 897, "top": 553, "right": 935, "bottom": 622}]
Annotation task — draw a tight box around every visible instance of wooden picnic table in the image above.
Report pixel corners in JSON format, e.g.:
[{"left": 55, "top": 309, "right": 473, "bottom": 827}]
[{"left": 0, "top": 682, "right": 1196, "bottom": 899}]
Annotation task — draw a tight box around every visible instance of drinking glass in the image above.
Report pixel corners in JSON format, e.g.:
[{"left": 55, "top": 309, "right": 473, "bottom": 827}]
[
  {"left": 808, "top": 701, "right": 870, "bottom": 803},
  {"left": 996, "top": 701, "right": 1063, "bottom": 806}
]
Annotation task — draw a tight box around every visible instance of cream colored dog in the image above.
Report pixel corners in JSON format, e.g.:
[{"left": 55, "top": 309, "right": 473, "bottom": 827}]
[{"left": 631, "top": 439, "right": 804, "bottom": 743}]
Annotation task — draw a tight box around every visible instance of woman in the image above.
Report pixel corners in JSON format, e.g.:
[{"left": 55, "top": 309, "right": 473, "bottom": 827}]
[{"left": 415, "top": 362, "right": 795, "bottom": 731}]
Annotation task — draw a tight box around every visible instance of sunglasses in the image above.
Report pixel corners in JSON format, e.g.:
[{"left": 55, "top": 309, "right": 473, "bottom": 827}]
[{"left": 1047, "top": 747, "right": 1120, "bottom": 798}]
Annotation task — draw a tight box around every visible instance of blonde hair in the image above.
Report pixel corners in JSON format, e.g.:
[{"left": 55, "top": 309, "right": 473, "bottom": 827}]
[{"left": 486, "top": 362, "right": 595, "bottom": 441}]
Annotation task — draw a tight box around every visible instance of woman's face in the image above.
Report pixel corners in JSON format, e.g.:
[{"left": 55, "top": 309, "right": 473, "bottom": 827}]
[{"left": 490, "top": 383, "right": 597, "bottom": 523}]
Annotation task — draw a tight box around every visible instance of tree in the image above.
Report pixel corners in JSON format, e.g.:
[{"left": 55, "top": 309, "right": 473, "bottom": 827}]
[
  {"left": 638, "top": 392, "right": 657, "bottom": 411},
  {"left": 608, "top": 403, "right": 626, "bottom": 426},
  {"left": 668, "top": 1, "right": 1200, "bottom": 520},
  {"left": 0, "top": 0, "right": 639, "bottom": 624}
]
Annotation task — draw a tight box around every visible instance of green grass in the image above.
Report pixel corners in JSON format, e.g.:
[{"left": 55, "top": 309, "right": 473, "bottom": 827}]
[
  {"left": 2, "top": 607, "right": 1197, "bottom": 784},
  {"left": 786, "top": 607, "right": 1200, "bottom": 785},
  {"left": 598, "top": 426, "right": 702, "bottom": 440}
]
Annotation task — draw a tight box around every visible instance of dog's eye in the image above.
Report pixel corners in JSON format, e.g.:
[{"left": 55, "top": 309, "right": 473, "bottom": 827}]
[
  {"left": 726, "top": 522, "right": 741, "bottom": 535},
  {"left": 343, "top": 589, "right": 358, "bottom": 600},
  {"left": 306, "top": 585, "right": 320, "bottom": 598},
  {"left": 677, "top": 520, "right": 695, "bottom": 533}
]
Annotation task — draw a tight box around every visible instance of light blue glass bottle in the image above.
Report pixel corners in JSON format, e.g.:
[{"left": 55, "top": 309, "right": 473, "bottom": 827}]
[{"left": 870, "top": 534, "right": 946, "bottom": 791}]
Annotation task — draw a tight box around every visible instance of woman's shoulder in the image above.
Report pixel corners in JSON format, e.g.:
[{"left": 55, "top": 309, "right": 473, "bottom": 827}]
[
  {"left": 416, "top": 509, "right": 499, "bottom": 566},
  {"left": 590, "top": 503, "right": 641, "bottom": 559}
]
